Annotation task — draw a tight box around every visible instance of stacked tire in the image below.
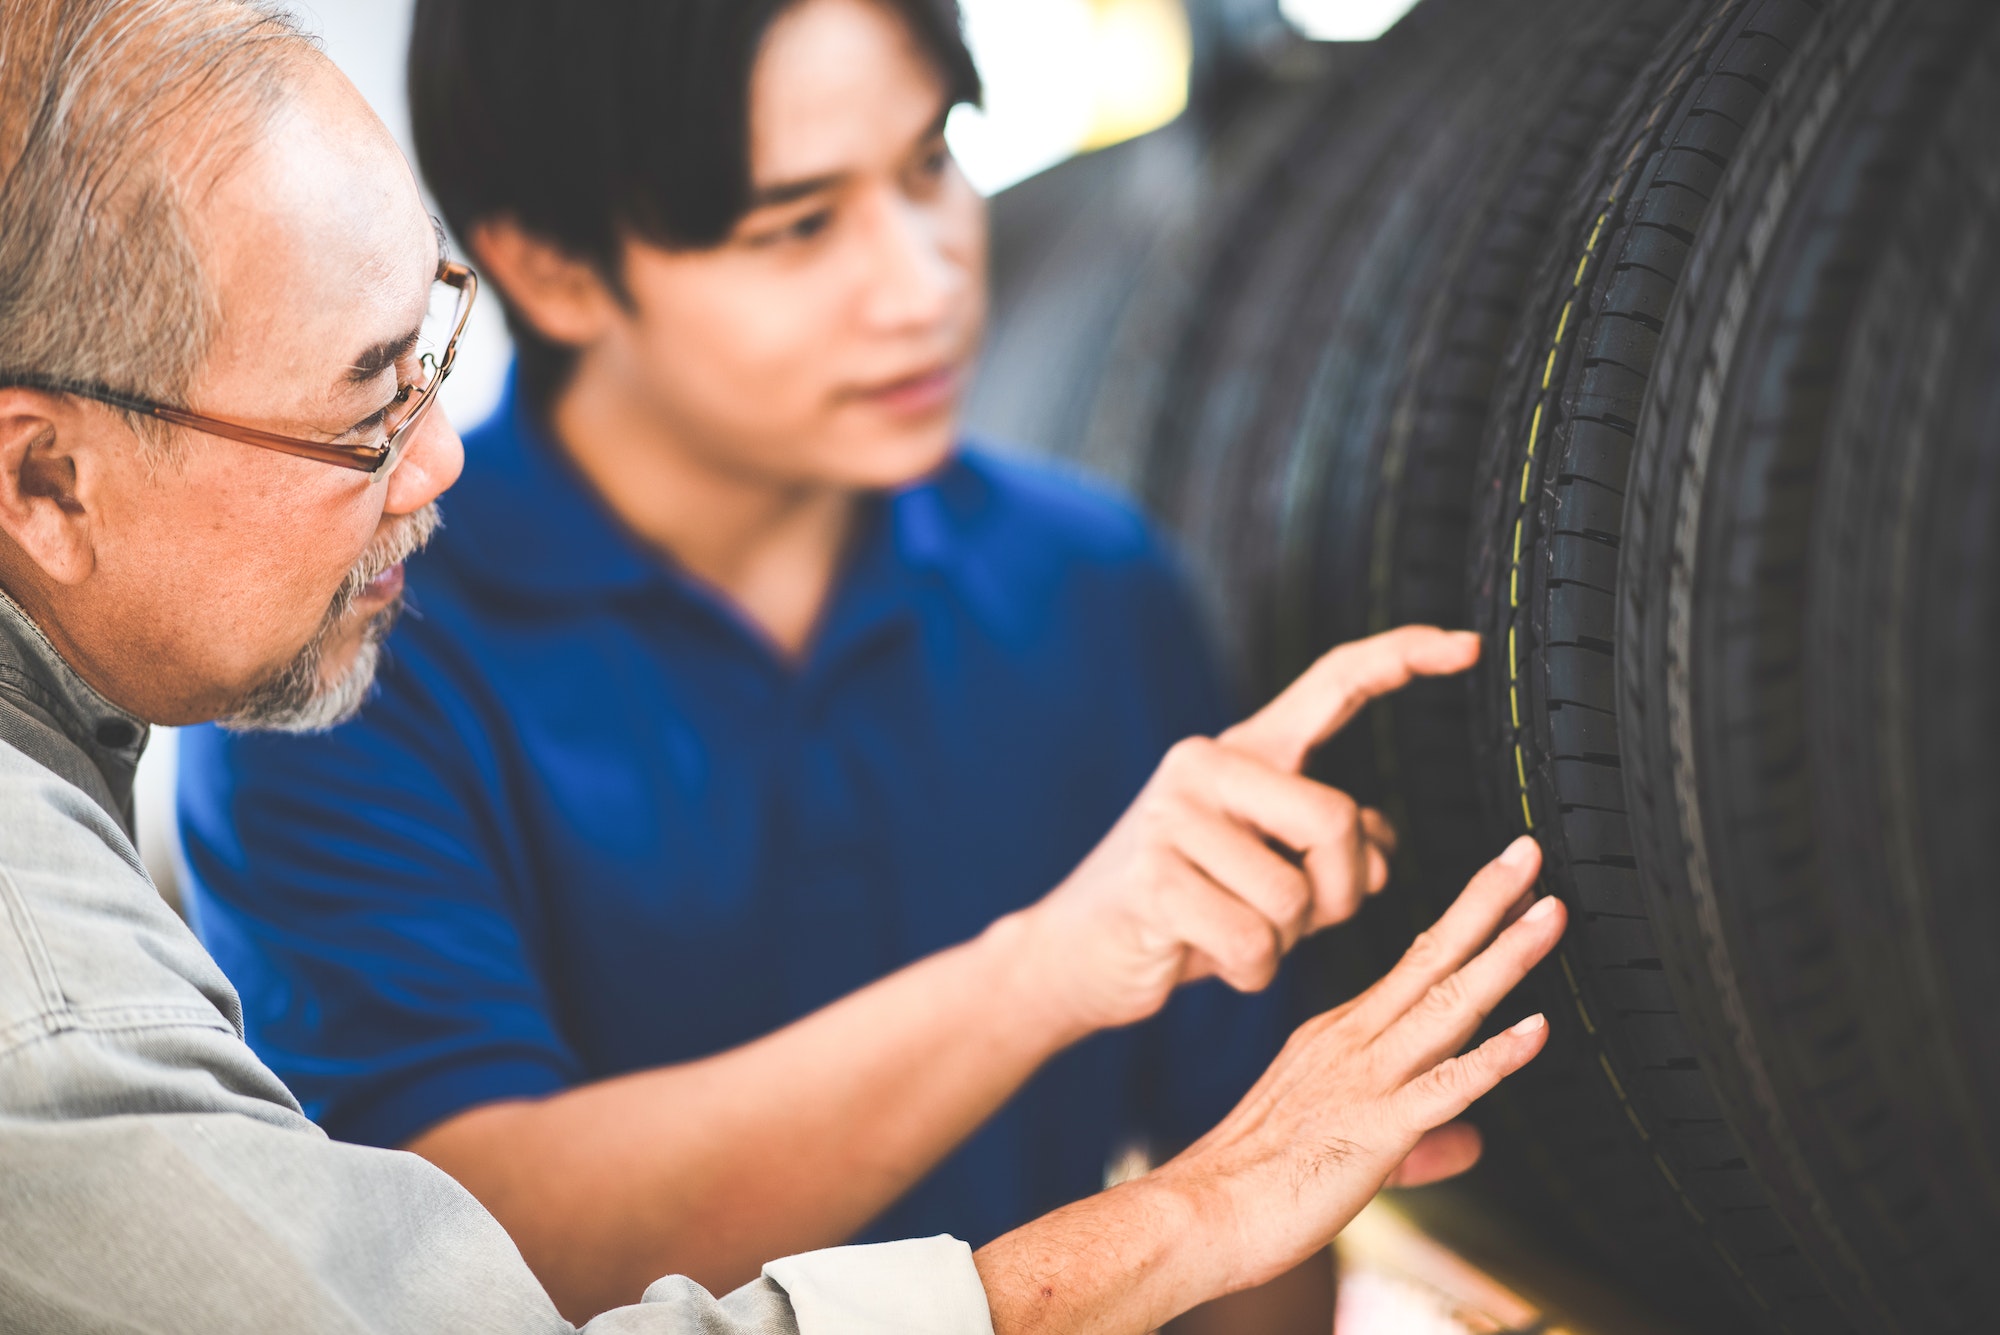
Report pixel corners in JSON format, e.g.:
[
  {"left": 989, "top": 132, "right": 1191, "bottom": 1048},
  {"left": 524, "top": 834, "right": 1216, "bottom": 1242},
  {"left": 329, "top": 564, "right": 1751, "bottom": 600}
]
[{"left": 969, "top": 2, "right": 2000, "bottom": 1331}]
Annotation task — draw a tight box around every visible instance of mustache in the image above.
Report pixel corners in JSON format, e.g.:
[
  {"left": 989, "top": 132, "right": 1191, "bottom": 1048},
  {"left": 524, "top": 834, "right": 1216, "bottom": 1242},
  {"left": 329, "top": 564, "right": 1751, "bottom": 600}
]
[
  {"left": 217, "top": 502, "right": 444, "bottom": 735},
  {"left": 323, "top": 503, "right": 441, "bottom": 628}
]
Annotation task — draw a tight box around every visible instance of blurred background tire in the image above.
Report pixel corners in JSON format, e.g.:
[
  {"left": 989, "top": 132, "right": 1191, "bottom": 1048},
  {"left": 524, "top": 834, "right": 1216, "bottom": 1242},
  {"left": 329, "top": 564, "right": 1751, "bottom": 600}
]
[{"left": 1612, "top": 2, "right": 2000, "bottom": 1327}]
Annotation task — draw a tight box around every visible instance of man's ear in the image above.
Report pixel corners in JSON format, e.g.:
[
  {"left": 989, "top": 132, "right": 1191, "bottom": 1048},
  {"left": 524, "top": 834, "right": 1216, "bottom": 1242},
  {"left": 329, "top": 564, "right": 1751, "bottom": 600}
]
[
  {"left": 469, "top": 218, "right": 622, "bottom": 349},
  {"left": 0, "top": 391, "right": 99, "bottom": 586}
]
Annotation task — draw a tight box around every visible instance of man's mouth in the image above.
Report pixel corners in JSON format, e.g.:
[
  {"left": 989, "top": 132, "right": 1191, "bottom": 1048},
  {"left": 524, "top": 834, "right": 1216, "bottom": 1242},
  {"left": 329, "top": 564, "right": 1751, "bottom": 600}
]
[
  {"left": 852, "top": 361, "right": 963, "bottom": 416},
  {"left": 349, "top": 562, "right": 406, "bottom": 618},
  {"left": 332, "top": 505, "right": 440, "bottom": 628}
]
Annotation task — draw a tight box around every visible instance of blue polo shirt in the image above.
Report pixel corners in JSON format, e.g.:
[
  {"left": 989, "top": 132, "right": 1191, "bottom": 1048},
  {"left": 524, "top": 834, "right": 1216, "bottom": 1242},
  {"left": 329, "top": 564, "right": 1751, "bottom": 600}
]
[{"left": 177, "top": 379, "right": 1288, "bottom": 1246}]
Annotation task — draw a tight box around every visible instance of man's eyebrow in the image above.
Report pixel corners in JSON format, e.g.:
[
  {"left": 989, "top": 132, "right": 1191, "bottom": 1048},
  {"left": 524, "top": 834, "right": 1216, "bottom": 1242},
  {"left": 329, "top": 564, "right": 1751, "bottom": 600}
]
[
  {"left": 343, "top": 328, "right": 422, "bottom": 387},
  {"left": 340, "top": 226, "right": 446, "bottom": 389},
  {"left": 743, "top": 110, "right": 952, "bottom": 212},
  {"left": 746, "top": 171, "right": 848, "bottom": 210}
]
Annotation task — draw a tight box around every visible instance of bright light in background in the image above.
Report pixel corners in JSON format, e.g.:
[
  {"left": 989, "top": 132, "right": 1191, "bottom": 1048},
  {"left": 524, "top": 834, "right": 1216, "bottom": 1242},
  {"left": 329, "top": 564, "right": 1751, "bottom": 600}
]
[
  {"left": 947, "top": 0, "right": 1191, "bottom": 196},
  {"left": 1279, "top": 0, "right": 1423, "bottom": 41},
  {"left": 1082, "top": 0, "right": 1194, "bottom": 149}
]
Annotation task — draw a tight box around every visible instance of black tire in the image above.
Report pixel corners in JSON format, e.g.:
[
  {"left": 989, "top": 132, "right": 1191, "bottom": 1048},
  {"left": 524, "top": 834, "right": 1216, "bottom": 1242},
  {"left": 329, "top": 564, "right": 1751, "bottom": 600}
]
[
  {"left": 1619, "top": 1, "right": 2000, "bottom": 1327},
  {"left": 1269, "top": 0, "right": 1698, "bottom": 994},
  {"left": 1465, "top": 1, "right": 1857, "bottom": 1328},
  {"left": 1106, "top": 0, "right": 1705, "bottom": 1019},
  {"left": 1462, "top": 0, "right": 2000, "bottom": 1328},
  {"left": 1887, "top": 50, "right": 2000, "bottom": 1273},
  {"left": 976, "top": 0, "right": 2000, "bottom": 1326},
  {"left": 973, "top": 0, "right": 1652, "bottom": 1015}
]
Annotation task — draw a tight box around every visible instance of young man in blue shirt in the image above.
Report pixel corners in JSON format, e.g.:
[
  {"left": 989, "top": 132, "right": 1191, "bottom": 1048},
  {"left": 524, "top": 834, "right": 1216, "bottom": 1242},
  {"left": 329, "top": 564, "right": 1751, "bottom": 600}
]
[{"left": 178, "top": 0, "right": 1444, "bottom": 1325}]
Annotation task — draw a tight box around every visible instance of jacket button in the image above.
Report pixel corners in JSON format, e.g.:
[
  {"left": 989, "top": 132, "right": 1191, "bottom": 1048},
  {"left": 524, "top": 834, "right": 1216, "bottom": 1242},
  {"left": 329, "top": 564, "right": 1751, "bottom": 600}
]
[{"left": 95, "top": 719, "right": 138, "bottom": 748}]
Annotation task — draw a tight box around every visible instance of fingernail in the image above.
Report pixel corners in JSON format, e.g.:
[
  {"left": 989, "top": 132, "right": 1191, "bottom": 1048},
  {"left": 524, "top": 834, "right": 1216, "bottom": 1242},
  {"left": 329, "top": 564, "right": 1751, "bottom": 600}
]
[
  {"left": 1522, "top": 894, "right": 1560, "bottom": 926},
  {"left": 1499, "top": 836, "right": 1538, "bottom": 869},
  {"left": 1509, "top": 1013, "right": 1547, "bottom": 1035}
]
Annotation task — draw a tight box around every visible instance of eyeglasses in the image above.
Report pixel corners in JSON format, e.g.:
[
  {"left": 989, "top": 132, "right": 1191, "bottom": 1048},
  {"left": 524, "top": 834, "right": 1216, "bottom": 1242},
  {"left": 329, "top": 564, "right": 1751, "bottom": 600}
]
[{"left": 1, "top": 260, "right": 478, "bottom": 481}]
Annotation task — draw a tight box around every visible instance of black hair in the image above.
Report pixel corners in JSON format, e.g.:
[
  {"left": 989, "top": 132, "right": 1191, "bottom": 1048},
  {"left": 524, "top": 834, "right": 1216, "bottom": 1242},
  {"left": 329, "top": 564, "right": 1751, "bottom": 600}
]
[{"left": 408, "top": 0, "right": 982, "bottom": 407}]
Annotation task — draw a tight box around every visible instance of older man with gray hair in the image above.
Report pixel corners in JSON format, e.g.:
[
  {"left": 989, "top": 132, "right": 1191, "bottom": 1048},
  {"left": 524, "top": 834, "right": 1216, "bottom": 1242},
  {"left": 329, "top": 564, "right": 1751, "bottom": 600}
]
[{"left": 0, "top": 1, "right": 1566, "bottom": 1331}]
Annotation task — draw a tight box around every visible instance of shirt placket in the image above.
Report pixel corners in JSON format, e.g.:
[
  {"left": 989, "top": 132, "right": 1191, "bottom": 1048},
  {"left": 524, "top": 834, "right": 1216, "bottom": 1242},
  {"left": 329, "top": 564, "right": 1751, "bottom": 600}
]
[{"left": 769, "top": 686, "right": 903, "bottom": 1017}]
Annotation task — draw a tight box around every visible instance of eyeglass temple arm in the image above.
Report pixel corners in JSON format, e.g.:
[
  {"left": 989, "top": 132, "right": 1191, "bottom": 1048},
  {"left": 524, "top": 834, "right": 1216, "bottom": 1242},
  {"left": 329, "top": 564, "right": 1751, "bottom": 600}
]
[{"left": 3, "top": 263, "right": 478, "bottom": 474}]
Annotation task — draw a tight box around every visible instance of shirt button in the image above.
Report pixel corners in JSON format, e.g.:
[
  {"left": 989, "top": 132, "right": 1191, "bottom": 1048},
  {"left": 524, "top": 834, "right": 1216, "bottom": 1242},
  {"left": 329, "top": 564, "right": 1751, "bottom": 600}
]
[{"left": 95, "top": 719, "right": 138, "bottom": 748}]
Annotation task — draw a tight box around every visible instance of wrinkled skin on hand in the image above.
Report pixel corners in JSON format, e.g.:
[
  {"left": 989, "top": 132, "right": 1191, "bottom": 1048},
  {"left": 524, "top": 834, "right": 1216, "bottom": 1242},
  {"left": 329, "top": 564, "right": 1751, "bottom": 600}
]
[
  {"left": 1165, "top": 836, "right": 1559, "bottom": 1288},
  {"left": 979, "top": 836, "right": 1565, "bottom": 1334}
]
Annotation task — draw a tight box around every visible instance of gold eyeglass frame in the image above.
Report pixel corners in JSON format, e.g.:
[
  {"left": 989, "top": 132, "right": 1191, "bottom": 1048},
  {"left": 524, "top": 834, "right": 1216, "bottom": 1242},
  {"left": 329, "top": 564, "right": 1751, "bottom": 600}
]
[{"left": 2, "top": 261, "right": 478, "bottom": 478}]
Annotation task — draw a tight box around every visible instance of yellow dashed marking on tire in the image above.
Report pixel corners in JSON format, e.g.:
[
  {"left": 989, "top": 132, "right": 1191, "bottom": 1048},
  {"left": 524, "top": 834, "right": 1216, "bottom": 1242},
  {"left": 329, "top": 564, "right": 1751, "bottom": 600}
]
[
  {"left": 1519, "top": 408, "right": 1543, "bottom": 502},
  {"left": 1558, "top": 953, "right": 1597, "bottom": 1034},
  {"left": 1514, "top": 743, "right": 1533, "bottom": 829},
  {"left": 1597, "top": 1051, "right": 1629, "bottom": 1102},
  {"left": 1509, "top": 194, "right": 1617, "bottom": 844}
]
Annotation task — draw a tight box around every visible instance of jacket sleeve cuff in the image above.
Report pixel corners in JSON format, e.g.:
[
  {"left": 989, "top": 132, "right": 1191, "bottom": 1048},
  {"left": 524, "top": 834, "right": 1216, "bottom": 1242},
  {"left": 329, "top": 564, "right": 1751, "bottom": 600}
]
[{"left": 762, "top": 1236, "right": 995, "bottom": 1335}]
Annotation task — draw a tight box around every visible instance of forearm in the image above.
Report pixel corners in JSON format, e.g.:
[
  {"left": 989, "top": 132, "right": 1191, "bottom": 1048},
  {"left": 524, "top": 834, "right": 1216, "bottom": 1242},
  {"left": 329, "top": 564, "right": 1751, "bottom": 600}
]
[
  {"left": 410, "top": 910, "right": 1085, "bottom": 1320},
  {"left": 974, "top": 1170, "right": 1228, "bottom": 1335}
]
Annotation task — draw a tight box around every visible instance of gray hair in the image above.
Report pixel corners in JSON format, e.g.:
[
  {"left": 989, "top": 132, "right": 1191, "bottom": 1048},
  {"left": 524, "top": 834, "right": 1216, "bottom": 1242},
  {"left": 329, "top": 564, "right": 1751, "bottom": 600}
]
[{"left": 0, "top": 1, "right": 317, "bottom": 442}]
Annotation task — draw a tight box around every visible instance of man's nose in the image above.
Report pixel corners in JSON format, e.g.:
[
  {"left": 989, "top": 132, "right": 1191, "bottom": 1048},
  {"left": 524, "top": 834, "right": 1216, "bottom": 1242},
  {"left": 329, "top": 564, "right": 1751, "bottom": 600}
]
[
  {"left": 383, "top": 404, "right": 465, "bottom": 516},
  {"left": 863, "top": 195, "right": 957, "bottom": 332}
]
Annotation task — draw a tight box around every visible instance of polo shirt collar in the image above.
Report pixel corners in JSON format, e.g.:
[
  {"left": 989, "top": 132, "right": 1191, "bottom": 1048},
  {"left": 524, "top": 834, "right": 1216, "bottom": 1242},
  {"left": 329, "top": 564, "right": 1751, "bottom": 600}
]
[
  {"left": 885, "top": 455, "right": 1023, "bottom": 638},
  {"left": 440, "top": 369, "right": 1020, "bottom": 641},
  {"left": 438, "top": 371, "right": 661, "bottom": 602}
]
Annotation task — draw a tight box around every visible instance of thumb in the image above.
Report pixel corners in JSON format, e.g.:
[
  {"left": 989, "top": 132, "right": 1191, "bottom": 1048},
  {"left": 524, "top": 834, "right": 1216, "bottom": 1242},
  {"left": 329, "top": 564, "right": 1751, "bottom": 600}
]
[{"left": 1384, "top": 1121, "right": 1484, "bottom": 1188}]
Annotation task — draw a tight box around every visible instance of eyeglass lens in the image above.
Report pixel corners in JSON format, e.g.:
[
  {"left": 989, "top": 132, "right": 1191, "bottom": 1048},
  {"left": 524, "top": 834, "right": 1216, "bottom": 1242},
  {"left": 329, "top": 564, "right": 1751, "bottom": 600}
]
[{"left": 376, "top": 277, "right": 468, "bottom": 480}]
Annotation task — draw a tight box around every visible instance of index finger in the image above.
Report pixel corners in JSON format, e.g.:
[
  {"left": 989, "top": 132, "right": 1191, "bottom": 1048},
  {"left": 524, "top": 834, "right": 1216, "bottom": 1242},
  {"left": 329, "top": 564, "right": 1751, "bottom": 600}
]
[{"left": 1219, "top": 626, "right": 1481, "bottom": 771}]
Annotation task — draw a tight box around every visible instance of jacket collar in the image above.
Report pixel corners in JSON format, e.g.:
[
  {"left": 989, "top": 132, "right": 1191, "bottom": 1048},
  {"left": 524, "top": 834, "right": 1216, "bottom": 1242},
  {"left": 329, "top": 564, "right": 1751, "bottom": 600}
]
[{"left": 0, "top": 587, "right": 148, "bottom": 833}]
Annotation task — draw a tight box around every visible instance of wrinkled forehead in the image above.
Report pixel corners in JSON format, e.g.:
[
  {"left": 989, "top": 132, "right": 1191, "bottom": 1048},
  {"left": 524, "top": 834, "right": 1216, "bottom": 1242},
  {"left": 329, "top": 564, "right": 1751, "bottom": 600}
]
[{"left": 197, "top": 56, "right": 436, "bottom": 413}]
